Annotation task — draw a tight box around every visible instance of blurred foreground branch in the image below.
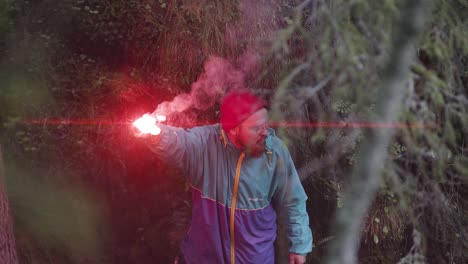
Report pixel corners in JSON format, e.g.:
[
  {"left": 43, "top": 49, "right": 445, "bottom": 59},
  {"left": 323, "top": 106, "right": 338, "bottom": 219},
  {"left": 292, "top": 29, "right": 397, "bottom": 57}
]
[{"left": 324, "top": 1, "right": 432, "bottom": 263}]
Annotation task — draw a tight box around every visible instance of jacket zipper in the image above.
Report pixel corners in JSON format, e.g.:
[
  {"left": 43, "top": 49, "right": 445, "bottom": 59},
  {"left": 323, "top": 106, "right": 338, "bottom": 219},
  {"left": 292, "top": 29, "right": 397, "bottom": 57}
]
[{"left": 230, "top": 152, "right": 245, "bottom": 264}]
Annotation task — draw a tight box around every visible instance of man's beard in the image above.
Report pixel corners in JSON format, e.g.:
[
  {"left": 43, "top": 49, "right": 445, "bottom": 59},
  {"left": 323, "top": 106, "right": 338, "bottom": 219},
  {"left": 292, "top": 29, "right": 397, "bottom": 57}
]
[{"left": 246, "top": 139, "right": 266, "bottom": 157}]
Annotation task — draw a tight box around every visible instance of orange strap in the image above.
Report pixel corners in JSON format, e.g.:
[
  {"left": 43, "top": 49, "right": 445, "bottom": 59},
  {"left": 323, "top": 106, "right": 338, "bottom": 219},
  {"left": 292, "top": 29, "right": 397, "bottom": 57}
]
[{"left": 230, "top": 152, "right": 245, "bottom": 264}]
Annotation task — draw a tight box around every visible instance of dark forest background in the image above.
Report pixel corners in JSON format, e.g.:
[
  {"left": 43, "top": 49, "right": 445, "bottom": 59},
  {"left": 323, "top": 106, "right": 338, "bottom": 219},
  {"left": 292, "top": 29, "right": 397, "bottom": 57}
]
[{"left": 0, "top": 0, "right": 467, "bottom": 263}]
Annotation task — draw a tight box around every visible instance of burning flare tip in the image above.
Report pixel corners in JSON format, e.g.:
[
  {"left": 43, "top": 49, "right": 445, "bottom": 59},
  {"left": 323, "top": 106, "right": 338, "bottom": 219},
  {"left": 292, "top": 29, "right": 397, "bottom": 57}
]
[{"left": 132, "top": 113, "right": 165, "bottom": 135}]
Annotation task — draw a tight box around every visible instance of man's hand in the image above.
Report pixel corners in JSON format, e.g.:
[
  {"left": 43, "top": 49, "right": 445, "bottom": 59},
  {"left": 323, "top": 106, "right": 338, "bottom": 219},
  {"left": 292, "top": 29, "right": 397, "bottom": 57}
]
[{"left": 289, "top": 253, "right": 306, "bottom": 264}]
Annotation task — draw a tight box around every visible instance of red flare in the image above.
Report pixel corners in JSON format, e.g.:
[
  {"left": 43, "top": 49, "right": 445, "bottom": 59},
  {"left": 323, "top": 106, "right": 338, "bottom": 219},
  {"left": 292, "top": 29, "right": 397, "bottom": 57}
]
[{"left": 132, "top": 114, "right": 163, "bottom": 135}]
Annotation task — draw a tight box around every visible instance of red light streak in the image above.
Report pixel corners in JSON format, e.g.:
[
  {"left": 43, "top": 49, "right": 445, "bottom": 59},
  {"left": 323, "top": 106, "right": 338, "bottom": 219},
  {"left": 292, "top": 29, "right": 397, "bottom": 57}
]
[
  {"left": 18, "top": 119, "right": 437, "bottom": 129},
  {"left": 19, "top": 119, "right": 129, "bottom": 125},
  {"left": 268, "top": 121, "right": 439, "bottom": 129}
]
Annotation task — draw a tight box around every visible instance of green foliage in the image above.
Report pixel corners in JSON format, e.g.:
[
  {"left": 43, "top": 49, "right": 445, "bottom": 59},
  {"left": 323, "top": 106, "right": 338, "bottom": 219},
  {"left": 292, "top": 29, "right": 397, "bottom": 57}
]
[
  {"left": 0, "top": 0, "right": 18, "bottom": 43},
  {"left": 5, "top": 158, "right": 105, "bottom": 263},
  {"left": 265, "top": 0, "right": 467, "bottom": 262},
  {"left": 0, "top": 74, "right": 52, "bottom": 116}
]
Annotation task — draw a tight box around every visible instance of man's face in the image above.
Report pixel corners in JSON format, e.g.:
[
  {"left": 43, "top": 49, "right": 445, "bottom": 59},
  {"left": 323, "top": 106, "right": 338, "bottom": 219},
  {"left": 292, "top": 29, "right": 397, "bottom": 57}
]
[{"left": 232, "top": 108, "right": 268, "bottom": 157}]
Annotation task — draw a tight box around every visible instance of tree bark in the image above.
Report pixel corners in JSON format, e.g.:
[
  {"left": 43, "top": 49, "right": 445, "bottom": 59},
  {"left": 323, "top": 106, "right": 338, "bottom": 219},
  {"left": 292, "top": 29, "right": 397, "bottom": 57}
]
[
  {"left": 0, "top": 145, "right": 19, "bottom": 264},
  {"left": 324, "top": 1, "right": 432, "bottom": 264}
]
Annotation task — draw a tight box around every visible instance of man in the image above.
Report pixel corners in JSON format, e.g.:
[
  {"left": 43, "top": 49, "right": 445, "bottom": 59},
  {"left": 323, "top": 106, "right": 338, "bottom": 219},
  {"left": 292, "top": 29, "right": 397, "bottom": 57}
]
[{"left": 136, "top": 90, "right": 312, "bottom": 264}]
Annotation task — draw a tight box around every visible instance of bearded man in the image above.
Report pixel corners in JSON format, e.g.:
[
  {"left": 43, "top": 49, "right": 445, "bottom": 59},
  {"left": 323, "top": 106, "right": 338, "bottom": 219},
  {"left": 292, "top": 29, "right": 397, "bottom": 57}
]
[{"left": 135, "top": 90, "right": 313, "bottom": 264}]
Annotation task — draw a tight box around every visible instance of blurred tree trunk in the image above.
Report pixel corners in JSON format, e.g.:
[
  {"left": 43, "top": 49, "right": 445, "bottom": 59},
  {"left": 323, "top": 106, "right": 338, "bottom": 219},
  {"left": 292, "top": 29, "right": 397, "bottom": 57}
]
[
  {"left": 0, "top": 145, "right": 18, "bottom": 264},
  {"left": 324, "top": 0, "right": 432, "bottom": 264}
]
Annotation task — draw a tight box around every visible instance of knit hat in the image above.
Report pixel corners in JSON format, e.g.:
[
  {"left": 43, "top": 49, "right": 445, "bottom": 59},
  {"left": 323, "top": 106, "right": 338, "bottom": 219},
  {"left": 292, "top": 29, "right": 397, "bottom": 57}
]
[{"left": 220, "top": 90, "right": 267, "bottom": 131}]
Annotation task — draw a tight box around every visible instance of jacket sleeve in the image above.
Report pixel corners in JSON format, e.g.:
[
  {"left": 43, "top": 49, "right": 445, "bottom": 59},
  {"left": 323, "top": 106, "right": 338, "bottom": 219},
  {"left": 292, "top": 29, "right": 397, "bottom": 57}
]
[
  {"left": 273, "top": 142, "right": 313, "bottom": 255},
  {"left": 145, "top": 124, "right": 208, "bottom": 183}
]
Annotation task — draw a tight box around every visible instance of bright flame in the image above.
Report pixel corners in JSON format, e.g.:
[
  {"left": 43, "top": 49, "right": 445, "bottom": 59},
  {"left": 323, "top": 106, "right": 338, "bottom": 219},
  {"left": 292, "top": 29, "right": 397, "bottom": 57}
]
[
  {"left": 155, "top": 115, "right": 166, "bottom": 122},
  {"left": 132, "top": 113, "right": 164, "bottom": 135}
]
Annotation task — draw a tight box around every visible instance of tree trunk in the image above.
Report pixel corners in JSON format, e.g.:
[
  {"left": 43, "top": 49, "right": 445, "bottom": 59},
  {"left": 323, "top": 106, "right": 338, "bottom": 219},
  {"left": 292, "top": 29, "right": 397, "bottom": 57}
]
[
  {"left": 324, "top": 1, "right": 432, "bottom": 264},
  {"left": 0, "top": 145, "right": 19, "bottom": 264}
]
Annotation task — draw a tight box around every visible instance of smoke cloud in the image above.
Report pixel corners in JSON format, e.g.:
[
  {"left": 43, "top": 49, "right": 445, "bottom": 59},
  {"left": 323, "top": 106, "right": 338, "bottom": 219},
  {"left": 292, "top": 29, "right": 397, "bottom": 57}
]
[{"left": 154, "top": 56, "right": 253, "bottom": 116}]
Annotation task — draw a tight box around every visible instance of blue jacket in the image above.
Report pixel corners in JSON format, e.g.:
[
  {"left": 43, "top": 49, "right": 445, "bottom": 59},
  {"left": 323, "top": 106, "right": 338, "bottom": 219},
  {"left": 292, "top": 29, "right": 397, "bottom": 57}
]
[{"left": 148, "top": 124, "right": 312, "bottom": 264}]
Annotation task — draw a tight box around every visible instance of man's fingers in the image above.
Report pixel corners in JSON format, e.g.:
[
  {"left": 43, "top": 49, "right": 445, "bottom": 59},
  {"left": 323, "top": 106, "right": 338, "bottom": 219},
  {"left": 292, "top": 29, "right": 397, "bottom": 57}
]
[{"left": 289, "top": 253, "right": 306, "bottom": 264}]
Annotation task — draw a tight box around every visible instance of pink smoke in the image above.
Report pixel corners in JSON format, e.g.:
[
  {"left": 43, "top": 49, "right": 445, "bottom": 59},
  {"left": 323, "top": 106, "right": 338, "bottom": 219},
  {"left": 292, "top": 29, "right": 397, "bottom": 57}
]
[{"left": 154, "top": 56, "right": 250, "bottom": 116}]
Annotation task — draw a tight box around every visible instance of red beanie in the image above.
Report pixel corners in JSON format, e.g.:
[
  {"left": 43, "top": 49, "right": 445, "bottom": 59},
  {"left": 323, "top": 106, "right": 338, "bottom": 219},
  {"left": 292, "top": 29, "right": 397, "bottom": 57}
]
[{"left": 221, "top": 90, "right": 267, "bottom": 131}]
